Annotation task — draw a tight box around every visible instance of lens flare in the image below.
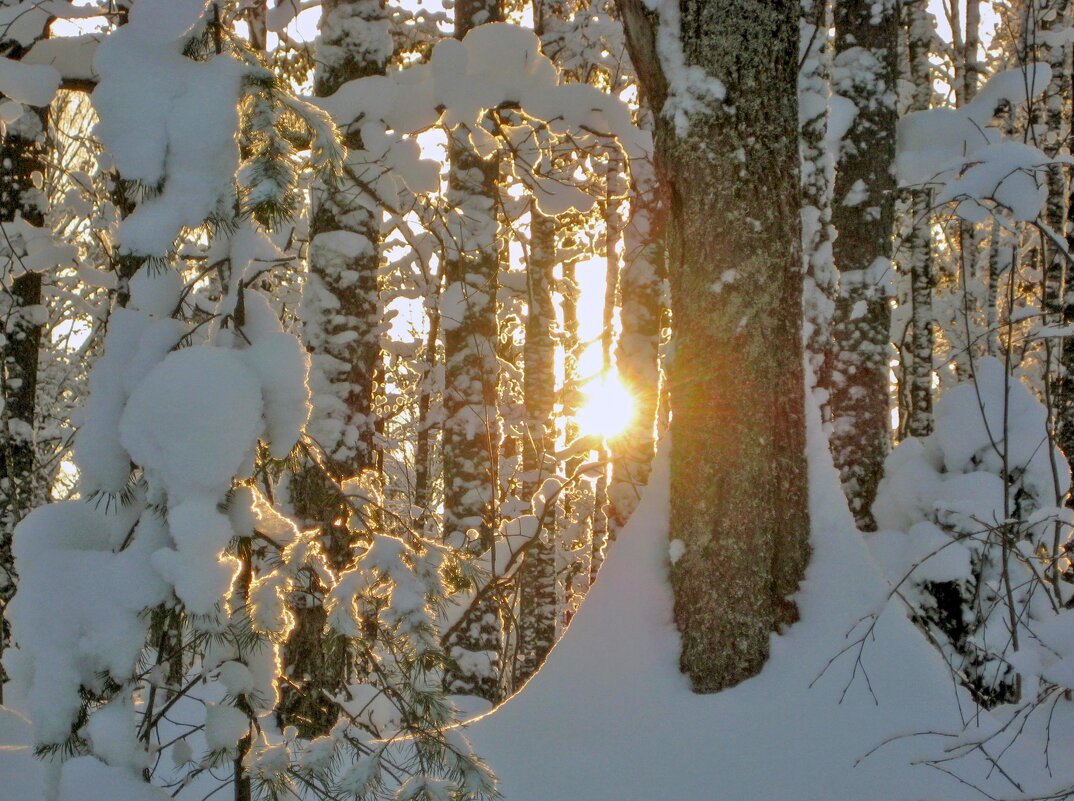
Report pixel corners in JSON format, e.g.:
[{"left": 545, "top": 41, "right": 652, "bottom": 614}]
[{"left": 576, "top": 373, "right": 635, "bottom": 440}]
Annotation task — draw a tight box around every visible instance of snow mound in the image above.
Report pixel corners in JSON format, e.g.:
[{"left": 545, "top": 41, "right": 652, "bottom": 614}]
[{"left": 465, "top": 392, "right": 1074, "bottom": 800}]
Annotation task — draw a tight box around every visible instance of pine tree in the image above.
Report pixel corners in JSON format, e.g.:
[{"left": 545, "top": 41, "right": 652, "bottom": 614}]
[{"left": 619, "top": 0, "right": 811, "bottom": 692}]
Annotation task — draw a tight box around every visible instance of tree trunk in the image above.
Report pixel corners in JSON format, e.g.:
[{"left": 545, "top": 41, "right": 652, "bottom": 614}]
[
  {"left": 590, "top": 149, "right": 623, "bottom": 582},
  {"left": 515, "top": 201, "right": 558, "bottom": 688},
  {"left": 800, "top": 0, "right": 836, "bottom": 403},
  {"left": 827, "top": 0, "right": 899, "bottom": 530},
  {"left": 906, "top": 0, "right": 935, "bottom": 438},
  {"left": 609, "top": 134, "right": 666, "bottom": 528},
  {"left": 280, "top": 0, "right": 390, "bottom": 736},
  {"left": 619, "top": 0, "right": 811, "bottom": 693},
  {"left": 0, "top": 20, "right": 49, "bottom": 702},
  {"left": 441, "top": 0, "right": 505, "bottom": 703}
]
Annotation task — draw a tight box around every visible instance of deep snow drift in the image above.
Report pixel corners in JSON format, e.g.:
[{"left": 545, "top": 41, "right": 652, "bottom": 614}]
[{"left": 464, "top": 400, "right": 1074, "bottom": 801}]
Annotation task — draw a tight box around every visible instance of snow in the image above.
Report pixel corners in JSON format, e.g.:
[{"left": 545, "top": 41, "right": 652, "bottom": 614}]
[
  {"left": 128, "top": 265, "right": 183, "bottom": 317},
  {"left": 92, "top": 0, "right": 246, "bottom": 256},
  {"left": 313, "top": 22, "right": 645, "bottom": 211},
  {"left": 24, "top": 33, "right": 101, "bottom": 85},
  {"left": 119, "top": 346, "right": 264, "bottom": 502},
  {"left": 241, "top": 332, "right": 312, "bottom": 460},
  {"left": 936, "top": 141, "right": 1066, "bottom": 223},
  {"left": 204, "top": 702, "right": 249, "bottom": 754},
  {"left": 897, "top": 63, "right": 1068, "bottom": 224},
  {"left": 4, "top": 501, "right": 169, "bottom": 748},
  {"left": 642, "top": 0, "right": 726, "bottom": 135},
  {"left": 58, "top": 757, "right": 169, "bottom": 801},
  {"left": 0, "top": 707, "right": 47, "bottom": 800},
  {"left": 464, "top": 379, "right": 1074, "bottom": 800},
  {"left": 0, "top": 56, "right": 61, "bottom": 107}
]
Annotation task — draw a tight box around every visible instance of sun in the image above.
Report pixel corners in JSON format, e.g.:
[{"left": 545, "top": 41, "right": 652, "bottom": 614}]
[{"left": 576, "top": 373, "right": 636, "bottom": 440}]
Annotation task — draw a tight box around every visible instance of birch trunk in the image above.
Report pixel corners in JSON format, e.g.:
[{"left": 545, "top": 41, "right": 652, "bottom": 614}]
[
  {"left": 906, "top": 0, "right": 935, "bottom": 438},
  {"left": 515, "top": 202, "right": 558, "bottom": 688},
  {"left": 441, "top": 0, "right": 506, "bottom": 703}
]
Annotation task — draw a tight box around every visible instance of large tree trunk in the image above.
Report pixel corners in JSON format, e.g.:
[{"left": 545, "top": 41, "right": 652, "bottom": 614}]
[
  {"left": 297, "top": 0, "right": 388, "bottom": 500},
  {"left": 827, "top": 0, "right": 899, "bottom": 530},
  {"left": 280, "top": 0, "right": 390, "bottom": 736},
  {"left": 441, "top": 0, "right": 505, "bottom": 703},
  {"left": 619, "top": 0, "right": 811, "bottom": 693}
]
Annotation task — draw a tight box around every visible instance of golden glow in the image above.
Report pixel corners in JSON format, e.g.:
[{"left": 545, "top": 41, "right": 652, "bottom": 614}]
[{"left": 576, "top": 373, "right": 635, "bottom": 440}]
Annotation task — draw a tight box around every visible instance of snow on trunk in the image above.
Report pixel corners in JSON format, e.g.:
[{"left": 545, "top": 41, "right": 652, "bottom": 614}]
[
  {"left": 441, "top": 0, "right": 507, "bottom": 703},
  {"left": 828, "top": 0, "right": 899, "bottom": 530}
]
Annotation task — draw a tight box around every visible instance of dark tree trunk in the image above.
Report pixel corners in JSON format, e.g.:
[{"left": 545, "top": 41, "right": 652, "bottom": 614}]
[{"left": 619, "top": 0, "right": 811, "bottom": 693}]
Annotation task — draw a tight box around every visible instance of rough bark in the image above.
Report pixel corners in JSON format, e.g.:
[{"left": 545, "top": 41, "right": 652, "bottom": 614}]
[
  {"left": 619, "top": 0, "right": 811, "bottom": 693},
  {"left": 441, "top": 0, "right": 505, "bottom": 703},
  {"left": 828, "top": 0, "right": 898, "bottom": 530}
]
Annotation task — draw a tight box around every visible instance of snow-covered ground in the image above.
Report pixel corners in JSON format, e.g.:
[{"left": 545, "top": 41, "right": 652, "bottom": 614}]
[
  {"left": 4, "top": 396, "right": 1074, "bottom": 799},
  {"left": 464, "top": 398, "right": 1074, "bottom": 801}
]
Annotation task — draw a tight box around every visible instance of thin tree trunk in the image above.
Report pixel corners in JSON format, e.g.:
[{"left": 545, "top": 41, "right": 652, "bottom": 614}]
[
  {"left": 441, "top": 0, "right": 505, "bottom": 703},
  {"left": 0, "top": 19, "right": 49, "bottom": 703},
  {"left": 828, "top": 0, "right": 899, "bottom": 530},
  {"left": 800, "top": 0, "right": 836, "bottom": 401},
  {"left": 590, "top": 149, "right": 623, "bottom": 582},
  {"left": 906, "top": 0, "right": 935, "bottom": 438},
  {"left": 558, "top": 256, "right": 585, "bottom": 627},
  {"left": 619, "top": 0, "right": 810, "bottom": 693},
  {"left": 516, "top": 201, "right": 557, "bottom": 688},
  {"left": 609, "top": 134, "right": 665, "bottom": 528}
]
